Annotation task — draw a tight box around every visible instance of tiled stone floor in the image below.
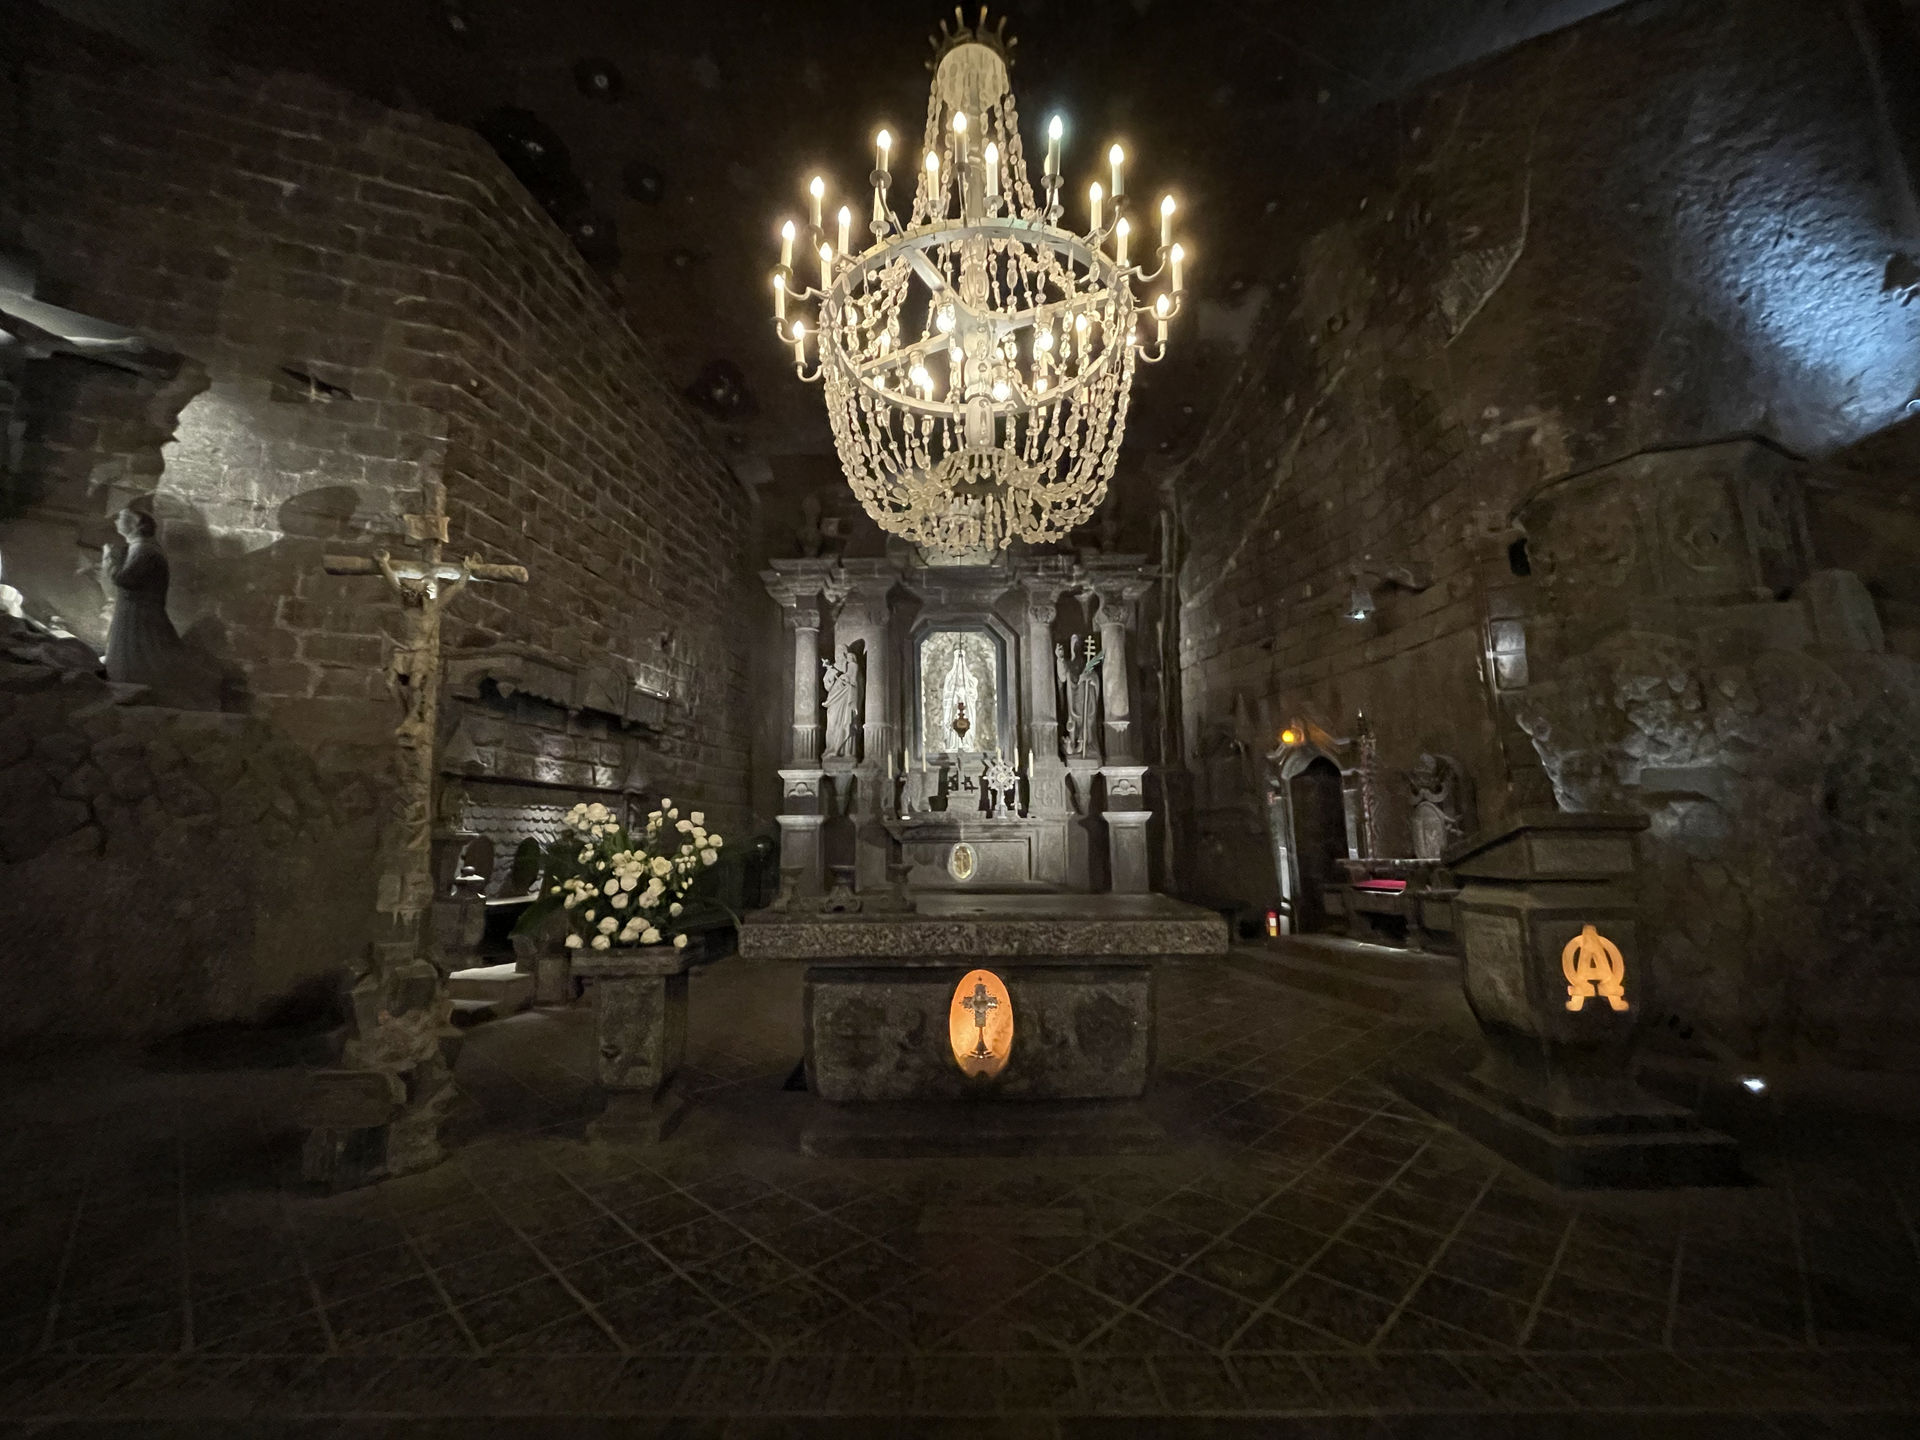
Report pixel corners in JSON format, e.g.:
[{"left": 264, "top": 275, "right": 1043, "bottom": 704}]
[{"left": 1, "top": 954, "right": 1917, "bottom": 1435}]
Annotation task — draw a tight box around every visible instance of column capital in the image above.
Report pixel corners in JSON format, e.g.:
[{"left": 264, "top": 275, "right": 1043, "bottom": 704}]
[{"left": 782, "top": 608, "right": 822, "bottom": 633}]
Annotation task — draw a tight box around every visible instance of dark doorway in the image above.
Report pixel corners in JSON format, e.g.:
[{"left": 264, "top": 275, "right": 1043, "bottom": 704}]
[{"left": 1290, "top": 757, "right": 1350, "bottom": 933}]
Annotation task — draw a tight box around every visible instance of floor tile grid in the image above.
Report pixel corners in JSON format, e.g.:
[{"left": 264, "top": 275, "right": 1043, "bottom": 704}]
[{"left": 895, "top": 1006, "right": 1462, "bottom": 1364}]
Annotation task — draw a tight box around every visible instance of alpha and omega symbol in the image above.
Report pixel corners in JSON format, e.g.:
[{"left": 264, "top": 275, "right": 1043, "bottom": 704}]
[{"left": 1562, "top": 924, "right": 1628, "bottom": 1013}]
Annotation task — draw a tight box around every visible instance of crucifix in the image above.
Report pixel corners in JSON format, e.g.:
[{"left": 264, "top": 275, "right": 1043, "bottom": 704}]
[
  {"left": 323, "top": 479, "right": 529, "bottom": 943},
  {"left": 300, "top": 478, "right": 528, "bottom": 1187},
  {"left": 960, "top": 980, "right": 999, "bottom": 1061}
]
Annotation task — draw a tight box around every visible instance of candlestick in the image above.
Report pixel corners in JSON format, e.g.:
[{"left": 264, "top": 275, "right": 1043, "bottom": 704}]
[
  {"left": 1115, "top": 217, "right": 1129, "bottom": 266},
  {"left": 1170, "top": 242, "right": 1185, "bottom": 292},
  {"left": 791, "top": 320, "right": 806, "bottom": 365},
  {"left": 808, "top": 175, "right": 824, "bottom": 230},
  {"left": 819, "top": 242, "right": 833, "bottom": 290},
  {"left": 1108, "top": 143, "right": 1124, "bottom": 197},
  {"left": 1155, "top": 293, "right": 1170, "bottom": 344},
  {"left": 1160, "top": 194, "right": 1175, "bottom": 250},
  {"left": 771, "top": 271, "right": 785, "bottom": 321},
  {"left": 837, "top": 206, "right": 851, "bottom": 257},
  {"left": 984, "top": 141, "right": 999, "bottom": 199},
  {"left": 876, "top": 128, "right": 891, "bottom": 171},
  {"left": 1045, "top": 114, "right": 1062, "bottom": 178},
  {"left": 951, "top": 109, "right": 968, "bottom": 171},
  {"left": 925, "top": 150, "right": 942, "bottom": 219},
  {"left": 780, "top": 220, "right": 794, "bottom": 269},
  {"left": 1089, "top": 180, "right": 1103, "bottom": 233}
]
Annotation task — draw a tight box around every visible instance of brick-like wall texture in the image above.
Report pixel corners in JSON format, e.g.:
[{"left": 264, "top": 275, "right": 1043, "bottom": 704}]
[
  {"left": 1, "top": 11, "right": 751, "bottom": 807},
  {"left": 1174, "top": 0, "right": 1920, "bottom": 899},
  {"left": 0, "top": 14, "right": 752, "bottom": 1036}
]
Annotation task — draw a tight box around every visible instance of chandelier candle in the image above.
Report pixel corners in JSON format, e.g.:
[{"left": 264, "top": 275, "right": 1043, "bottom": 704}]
[{"left": 769, "top": 9, "right": 1187, "bottom": 554}]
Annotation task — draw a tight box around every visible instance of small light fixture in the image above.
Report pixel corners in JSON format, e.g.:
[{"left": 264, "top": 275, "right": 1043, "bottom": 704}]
[
  {"left": 1345, "top": 579, "right": 1376, "bottom": 622},
  {"left": 1279, "top": 727, "right": 1301, "bottom": 746},
  {"left": 1265, "top": 909, "right": 1280, "bottom": 938},
  {"left": 1739, "top": 1076, "right": 1768, "bottom": 1094}
]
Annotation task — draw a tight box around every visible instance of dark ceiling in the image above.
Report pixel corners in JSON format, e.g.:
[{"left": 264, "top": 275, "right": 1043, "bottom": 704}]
[{"left": 40, "top": 0, "right": 1630, "bottom": 502}]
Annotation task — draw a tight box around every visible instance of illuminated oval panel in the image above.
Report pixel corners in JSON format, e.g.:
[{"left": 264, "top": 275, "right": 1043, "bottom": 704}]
[
  {"left": 949, "top": 968, "right": 1014, "bottom": 1078},
  {"left": 948, "top": 842, "right": 977, "bottom": 882}
]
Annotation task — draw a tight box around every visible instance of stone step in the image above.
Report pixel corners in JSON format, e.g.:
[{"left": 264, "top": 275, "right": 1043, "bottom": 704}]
[
  {"left": 1220, "top": 939, "right": 1462, "bottom": 1019},
  {"left": 447, "top": 962, "right": 535, "bottom": 1022}
]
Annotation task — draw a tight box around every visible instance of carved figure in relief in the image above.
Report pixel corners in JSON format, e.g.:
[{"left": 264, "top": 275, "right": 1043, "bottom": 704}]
[
  {"left": 821, "top": 644, "right": 861, "bottom": 759},
  {"left": 101, "top": 508, "right": 191, "bottom": 694},
  {"left": 1055, "top": 634, "right": 1102, "bottom": 758},
  {"left": 1405, "top": 752, "right": 1468, "bottom": 861}
]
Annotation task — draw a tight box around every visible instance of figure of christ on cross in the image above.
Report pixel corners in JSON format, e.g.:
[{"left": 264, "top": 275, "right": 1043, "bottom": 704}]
[{"left": 961, "top": 980, "right": 1000, "bottom": 1060}]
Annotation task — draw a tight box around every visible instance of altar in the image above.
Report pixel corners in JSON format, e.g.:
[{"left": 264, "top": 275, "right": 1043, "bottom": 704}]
[
  {"left": 752, "top": 553, "right": 1228, "bottom": 1152},
  {"left": 762, "top": 552, "right": 1161, "bottom": 900}
]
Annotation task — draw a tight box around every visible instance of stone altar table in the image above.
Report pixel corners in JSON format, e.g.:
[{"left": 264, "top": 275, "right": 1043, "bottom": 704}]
[{"left": 739, "top": 893, "right": 1228, "bottom": 1156}]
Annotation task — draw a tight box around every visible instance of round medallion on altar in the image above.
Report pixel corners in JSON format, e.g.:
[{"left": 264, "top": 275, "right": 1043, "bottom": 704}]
[{"left": 949, "top": 969, "right": 1014, "bottom": 1079}]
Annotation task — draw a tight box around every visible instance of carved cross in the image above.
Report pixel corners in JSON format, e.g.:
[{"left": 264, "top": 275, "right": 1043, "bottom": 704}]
[
  {"left": 960, "top": 981, "right": 999, "bottom": 1059},
  {"left": 321, "top": 482, "right": 529, "bottom": 940}
]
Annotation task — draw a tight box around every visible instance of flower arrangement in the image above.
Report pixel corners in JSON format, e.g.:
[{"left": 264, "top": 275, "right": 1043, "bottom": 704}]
[{"left": 521, "top": 798, "right": 728, "bottom": 953}]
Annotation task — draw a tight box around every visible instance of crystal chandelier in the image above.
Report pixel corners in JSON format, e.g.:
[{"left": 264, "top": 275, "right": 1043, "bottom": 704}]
[{"left": 771, "top": 8, "right": 1187, "bottom": 557}]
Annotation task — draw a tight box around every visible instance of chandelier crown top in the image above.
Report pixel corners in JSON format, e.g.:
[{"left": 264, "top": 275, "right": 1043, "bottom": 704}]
[{"left": 928, "top": 6, "right": 1016, "bottom": 71}]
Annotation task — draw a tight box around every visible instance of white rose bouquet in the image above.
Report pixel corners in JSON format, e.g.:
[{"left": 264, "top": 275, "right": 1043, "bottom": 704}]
[{"left": 516, "top": 798, "right": 730, "bottom": 953}]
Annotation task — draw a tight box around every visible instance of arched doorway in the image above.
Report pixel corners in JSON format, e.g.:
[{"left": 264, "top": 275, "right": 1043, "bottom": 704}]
[{"left": 1288, "top": 756, "right": 1350, "bottom": 933}]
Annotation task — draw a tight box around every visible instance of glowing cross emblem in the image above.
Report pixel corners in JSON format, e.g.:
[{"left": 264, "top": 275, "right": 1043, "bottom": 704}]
[
  {"left": 1562, "top": 924, "right": 1628, "bottom": 1013},
  {"left": 960, "top": 981, "right": 999, "bottom": 1059},
  {"left": 948, "top": 968, "right": 1013, "bottom": 1077}
]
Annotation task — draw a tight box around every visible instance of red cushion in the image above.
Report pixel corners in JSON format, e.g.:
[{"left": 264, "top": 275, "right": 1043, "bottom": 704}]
[{"left": 1352, "top": 879, "right": 1408, "bottom": 892}]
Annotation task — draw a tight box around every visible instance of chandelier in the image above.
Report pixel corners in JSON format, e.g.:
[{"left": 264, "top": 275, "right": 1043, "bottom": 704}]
[{"left": 771, "top": 8, "right": 1187, "bottom": 557}]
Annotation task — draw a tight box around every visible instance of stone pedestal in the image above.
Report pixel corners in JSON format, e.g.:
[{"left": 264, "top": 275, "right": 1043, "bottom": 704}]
[
  {"left": 776, "top": 768, "right": 827, "bottom": 897},
  {"left": 741, "top": 893, "right": 1228, "bottom": 1157},
  {"left": 1392, "top": 812, "right": 1740, "bottom": 1187},
  {"left": 1103, "top": 765, "right": 1152, "bottom": 894},
  {"left": 299, "top": 944, "right": 463, "bottom": 1191},
  {"left": 1064, "top": 758, "right": 1105, "bottom": 891},
  {"left": 574, "top": 949, "right": 691, "bottom": 1144},
  {"left": 1104, "top": 810, "right": 1153, "bottom": 895}
]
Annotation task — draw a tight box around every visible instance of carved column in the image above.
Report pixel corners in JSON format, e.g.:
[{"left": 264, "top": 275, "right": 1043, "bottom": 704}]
[
  {"left": 763, "top": 567, "right": 829, "bottom": 897},
  {"left": 1019, "top": 585, "right": 1066, "bottom": 814},
  {"left": 786, "top": 609, "right": 823, "bottom": 765},
  {"left": 830, "top": 569, "right": 896, "bottom": 892},
  {"left": 1096, "top": 579, "right": 1149, "bottom": 763}
]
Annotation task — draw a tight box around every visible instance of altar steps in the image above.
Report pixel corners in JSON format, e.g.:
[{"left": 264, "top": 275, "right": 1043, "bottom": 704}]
[
  {"left": 1221, "top": 936, "right": 1467, "bottom": 1021},
  {"left": 448, "top": 962, "right": 535, "bottom": 1027}
]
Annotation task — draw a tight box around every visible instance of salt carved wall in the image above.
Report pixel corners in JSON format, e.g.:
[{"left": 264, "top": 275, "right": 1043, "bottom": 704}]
[
  {"left": 0, "top": 623, "right": 376, "bottom": 1049},
  {"left": 1173, "top": 0, "right": 1920, "bottom": 1063},
  {"left": 0, "top": 14, "right": 752, "bottom": 1038}
]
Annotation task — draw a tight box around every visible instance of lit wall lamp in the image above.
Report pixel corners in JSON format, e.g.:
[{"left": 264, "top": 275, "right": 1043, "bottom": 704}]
[{"left": 1340, "top": 559, "right": 1433, "bottom": 624}]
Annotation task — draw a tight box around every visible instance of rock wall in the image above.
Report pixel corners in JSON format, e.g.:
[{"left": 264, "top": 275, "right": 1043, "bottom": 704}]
[
  {"left": 0, "top": 621, "right": 376, "bottom": 1047},
  {"left": 1172, "top": 0, "right": 1920, "bottom": 1063},
  {"left": 0, "top": 12, "right": 753, "bottom": 1042}
]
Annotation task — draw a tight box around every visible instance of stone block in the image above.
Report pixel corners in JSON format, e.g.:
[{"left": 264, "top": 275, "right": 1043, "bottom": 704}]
[{"left": 804, "top": 960, "right": 1154, "bottom": 1103}]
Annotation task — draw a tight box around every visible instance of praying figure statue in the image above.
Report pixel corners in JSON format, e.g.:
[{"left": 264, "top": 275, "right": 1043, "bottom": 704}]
[
  {"left": 1055, "top": 634, "right": 1103, "bottom": 758},
  {"left": 821, "top": 643, "right": 861, "bottom": 759},
  {"left": 101, "top": 508, "right": 192, "bottom": 696}
]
